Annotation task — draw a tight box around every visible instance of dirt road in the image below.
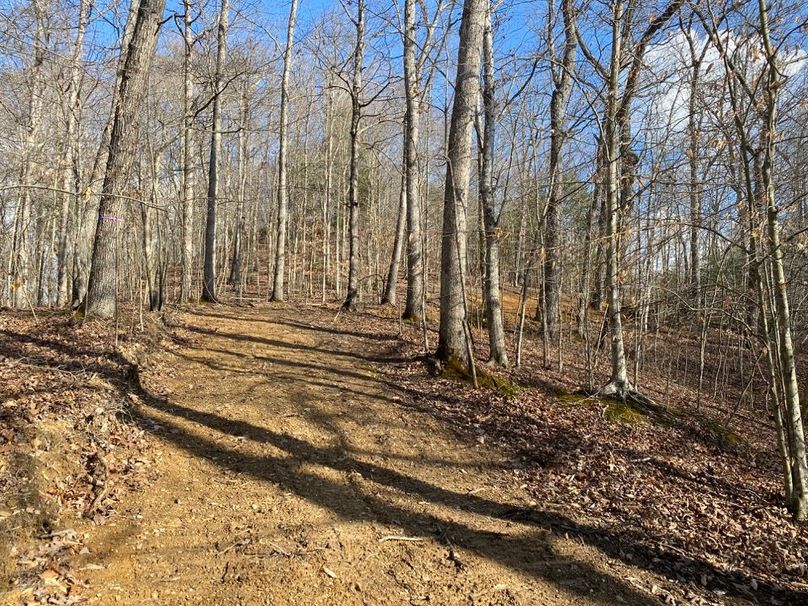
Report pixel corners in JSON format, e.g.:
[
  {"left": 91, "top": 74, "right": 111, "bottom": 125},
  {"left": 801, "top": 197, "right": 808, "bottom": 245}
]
[{"left": 78, "top": 304, "right": 660, "bottom": 606}]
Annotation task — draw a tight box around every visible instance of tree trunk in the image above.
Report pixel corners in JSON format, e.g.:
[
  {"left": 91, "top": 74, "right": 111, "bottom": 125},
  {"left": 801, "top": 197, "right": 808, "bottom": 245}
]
[
  {"left": 9, "top": 0, "right": 46, "bottom": 309},
  {"left": 757, "top": 0, "right": 808, "bottom": 520},
  {"left": 271, "top": 0, "right": 298, "bottom": 301},
  {"left": 542, "top": 0, "right": 577, "bottom": 340},
  {"left": 85, "top": 0, "right": 167, "bottom": 319},
  {"left": 685, "top": 30, "right": 704, "bottom": 303},
  {"left": 229, "top": 79, "right": 250, "bottom": 291},
  {"left": 479, "top": 3, "right": 507, "bottom": 366},
  {"left": 56, "top": 0, "right": 90, "bottom": 307},
  {"left": 342, "top": 0, "right": 365, "bottom": 311},
  {"left": 600, "top": 0, "right": 630, "bottom": 396},
  {"left": 202, "top": 0, "right": 229, "bottom": 303},
  {"left": 382, "top": 167, "right": 406, "bottom": 305},
  {"left": 436, "top": 0, "right": 486, "bottom": 363},
  {"left": 180, "top": 0, "right": 196, "bottom": 302},
  {"left": 402, "top": 0, "right": 424, "bottom": 320}
]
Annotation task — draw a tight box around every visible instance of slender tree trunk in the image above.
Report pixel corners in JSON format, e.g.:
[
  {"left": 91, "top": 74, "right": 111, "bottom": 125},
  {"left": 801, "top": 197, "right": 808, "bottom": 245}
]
[
  {"left": 342, "top": 0, "right": 365, "bottom": 311},
  {"left": 180, "top": 0, "right": 196, "bottom": 302},
  {"left": 757, "top": 0, "right": 808, "bottom": 520},
  {"left": 542, "top": 0, "right": 577, "bottom": 339},
  {"left": 9, "top": 0, "right": 46, "bottom": 309},
  {"left": 479, "top": 3, "right": 507, "bottom": 366},
  {"left": 436, "top": 0, "right": 486, "bottom": 363},
  {"left": 202, "top": 0, "right": 229, "bottom": 302},
  {"left": 271, "top": 0, "right": 298, "bottom": 301},
  {"left": 56, "top": 0, "right": 90, "bottom": 307},
  {"left": 382, "top": 167, "right": 406, "bottom": 304},
  {"left": 402, "top": 0, "right": 424, "bottom": 320},
  {"left": 600, "top": 0, "right": 630, "bottom": 395},
  {"left": 686, "top": 35, "right": 703, "bottom": 303},
  {"left": 142, "top": 145, "right": 162, "bottom": 311},
  {"left": 229, "top": 79, "right": 250, "bottom": 290},
  {"left": 85, "top": 0, "right": 167, "bottom": 318}
]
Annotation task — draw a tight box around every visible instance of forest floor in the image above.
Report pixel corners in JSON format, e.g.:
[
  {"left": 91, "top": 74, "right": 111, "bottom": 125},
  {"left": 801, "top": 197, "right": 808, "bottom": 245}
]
[{"left": 2, "top": 302, "right": 806, "bottom": 605}]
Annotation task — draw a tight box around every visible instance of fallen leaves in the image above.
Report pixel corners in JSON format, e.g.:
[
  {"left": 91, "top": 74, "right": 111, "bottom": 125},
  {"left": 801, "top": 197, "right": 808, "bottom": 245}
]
[
  {"left": 336, "top": 307, "right": 808, "bottom": 605},
  {"left": 0, "top": 310, "right": 165, "bottom": 603}
]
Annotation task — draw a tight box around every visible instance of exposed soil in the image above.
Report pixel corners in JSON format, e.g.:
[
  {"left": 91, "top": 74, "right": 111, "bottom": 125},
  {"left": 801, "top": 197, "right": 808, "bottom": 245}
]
[
  {"left": 68, "top": 303, "right": 674, "bottom": 606},
  {"left": 4, "top": 302, "right": 805, "bottom": 606}
]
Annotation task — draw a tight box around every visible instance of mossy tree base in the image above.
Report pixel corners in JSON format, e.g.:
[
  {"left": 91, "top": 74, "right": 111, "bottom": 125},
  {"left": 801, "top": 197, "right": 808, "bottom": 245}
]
[{"left": 440, "top": 356, "right": 520, "bottom": 398}]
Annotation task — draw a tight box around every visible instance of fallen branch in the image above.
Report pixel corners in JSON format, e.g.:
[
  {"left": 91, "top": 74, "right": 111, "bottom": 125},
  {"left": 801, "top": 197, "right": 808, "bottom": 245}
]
[{"left": 378, "top": 535, "right": 427, "bottom": 543}]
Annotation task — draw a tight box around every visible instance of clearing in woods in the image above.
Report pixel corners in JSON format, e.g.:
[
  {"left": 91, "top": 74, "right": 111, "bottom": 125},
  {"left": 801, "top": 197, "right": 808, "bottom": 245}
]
[{"left": 79, "top": 305, "right": 662, "bottom": 606}]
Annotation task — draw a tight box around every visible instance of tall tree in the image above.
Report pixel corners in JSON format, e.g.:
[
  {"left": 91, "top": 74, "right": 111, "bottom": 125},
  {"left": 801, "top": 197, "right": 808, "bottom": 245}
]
[
  {"left": 202, "top": 0, "right": 229, "bottom": 302},
  {"left": 595, "top": 0, "right": 684, "bottom": 396},
  {"left": 7, "top": 0, "right": 46, "bottom": 309},
  {"left": 541, "top": 0, "right": 577, "bottom": 339},
  {"left": 56, "top": 0, "right": 91, "bottom": 307},
  {"left": 478, "top": 1, "right": 507, "bottom": 366},
  {"left": 401, "top": 0, "right": 424, "bottom": 319},
  {"left": 271, "top": 0, "right": 299, "bottom": 302},
  {"left": 342, "top": 0, "right": 365, "bottom": 311},
  {"left": 180, "top": 0, "right": 196, "bottom": 303},
  {"left": 85, "top": 0, "right": 168, "bottom": 318},
  {"left": 436, "top": 0, "right": 486, "bottom": 363},
  {"left": 755, "top": 0, "right": 808, "bottom": 521}
]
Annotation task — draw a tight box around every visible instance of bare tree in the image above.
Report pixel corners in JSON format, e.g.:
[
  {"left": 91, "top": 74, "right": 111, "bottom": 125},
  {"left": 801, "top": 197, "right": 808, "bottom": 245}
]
[
  {"left": 436, "top": 0, "right": 486, "bottom": 364},
  {"left": 593, "top": 0, "right": 684, "bottom": 397},
  {"left": 342, "top": 0, "right": 365, "bottom": 311},
  {"left": 478, "top": 0, "right": 507, "bottom": 366},
  {"left": 201, "top": 0, "right": 229, "bottom": 302},
  {"left": 180, "top": 0, "right": 197, "bottom": 303},
  {"left": 541, "top": 0, "right": 577, "bottom": 340},
  {"left": 271, "top": 0, "right": 299, "bottom": 302},
  {"left": 85, "top": 0, "right": 168, "bottom": 318}
]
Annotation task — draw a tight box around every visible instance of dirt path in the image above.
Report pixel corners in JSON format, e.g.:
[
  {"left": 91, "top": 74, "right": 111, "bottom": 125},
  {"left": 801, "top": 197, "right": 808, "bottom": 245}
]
[{"left": 78, "top": 305, "right": 661, "bottom": 606}]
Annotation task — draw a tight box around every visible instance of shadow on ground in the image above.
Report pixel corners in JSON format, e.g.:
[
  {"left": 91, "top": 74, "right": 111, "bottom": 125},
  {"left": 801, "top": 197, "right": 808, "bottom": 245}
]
[{"left": 1, "top": 307, "right": 804, "bottom": 606}]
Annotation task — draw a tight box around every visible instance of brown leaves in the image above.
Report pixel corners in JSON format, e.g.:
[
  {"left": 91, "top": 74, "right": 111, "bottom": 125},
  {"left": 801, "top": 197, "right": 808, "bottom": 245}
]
[
  {"left": 0, "top": 311, "right": 162, "bottom": 603},
  {"left": 335, "top": 307, "right": 808, "bottom": 605}
]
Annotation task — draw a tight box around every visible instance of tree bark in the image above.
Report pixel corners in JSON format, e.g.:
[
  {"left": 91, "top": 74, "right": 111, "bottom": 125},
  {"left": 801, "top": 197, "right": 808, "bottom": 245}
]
[
  {"left": 479, "top": 2, "right": 507, "bottom": 366},
  {"left": 229, "top": 79, "right": 250, "bottom": 292},
  {"left": 599, "top": 0, "right": 630, "bottom": 396},
  {"left": 342, "top": 0, "right": 365, "bottom": 311},
  {"left": 85, "top": 0, "right": 167, "bottom": 319},
  {"left": 180, "top": 0, "right": 196, "bottom": 303},
  {"left": 402, "top": 0, "right": 424, "bottom": 320},
  {"left": 542, "top": 0, "right": 577, "bottom": 340},
  {"left": 56, "top": 0, "right": 90, "bottom": 307},
  {"left": 271, "top": 0, "right": 298, "bottom": 301},
  {"left": 9, "top": 0, "right": 46, "bottom": 309},
  {"left": 382, "top": 167, "right": 406, "bottom": 305},
  {"left": 202, "top": 0, "right": 229, "bottom": 303},
  {"left": 436, "top": 0, "right": 486, "bottom": 363},
  {"left": 757, "top": 0, "right": 808, "bottom": 520}
]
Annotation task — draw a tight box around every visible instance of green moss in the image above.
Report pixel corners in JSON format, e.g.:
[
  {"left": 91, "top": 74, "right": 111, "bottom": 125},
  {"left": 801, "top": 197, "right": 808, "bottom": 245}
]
[
  {"left": 557, "top": 393, "right": 590, "bottom": 405},
  {"left": 603, "top": 400, "right": 647, "bottom": 425},
  {"left": 442, "top": 357, "right": 519, "bottom": 398},
  {"left": 402, "top": 313, "right": 420, "bottom": 325},
  {"left": 478, "top": 372, "right": 520, "bottom": 398},
  {"left": 442, "top": 356, "right": 471, "bottom": 381},
  {"left": 701, "top": 418, "right": 742, "bottom": 450}
]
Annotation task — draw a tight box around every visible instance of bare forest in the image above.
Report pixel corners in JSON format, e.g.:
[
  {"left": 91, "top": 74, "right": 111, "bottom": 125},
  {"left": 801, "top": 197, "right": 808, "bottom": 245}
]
[{"left": 1, "top": 0, "right": 808, "bottom": 604}]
